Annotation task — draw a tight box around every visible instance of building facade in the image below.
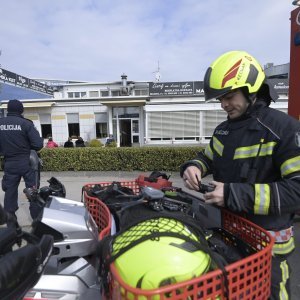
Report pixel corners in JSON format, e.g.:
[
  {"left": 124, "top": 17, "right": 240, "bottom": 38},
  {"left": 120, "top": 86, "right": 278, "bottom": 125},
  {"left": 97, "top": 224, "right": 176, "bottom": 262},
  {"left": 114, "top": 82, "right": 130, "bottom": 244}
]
[{"left": 0, "top": 70, "right": 289, "bottom": 147}]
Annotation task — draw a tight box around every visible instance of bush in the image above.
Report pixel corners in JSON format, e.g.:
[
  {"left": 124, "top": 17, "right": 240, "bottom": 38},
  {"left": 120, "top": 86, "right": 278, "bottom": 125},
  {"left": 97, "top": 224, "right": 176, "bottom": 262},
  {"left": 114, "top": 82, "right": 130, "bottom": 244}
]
[
  {"left": 38, "top": 146, "right": 204, "bottom": 172},
  {"left": 88, "top": 139, "right": 103, "bottom": 147},
  {"left": 105, "top": 140, "right": 117, "bottom": 147},
  {"left": 0, "top": 147, "right": 204, "bottom": 172}
]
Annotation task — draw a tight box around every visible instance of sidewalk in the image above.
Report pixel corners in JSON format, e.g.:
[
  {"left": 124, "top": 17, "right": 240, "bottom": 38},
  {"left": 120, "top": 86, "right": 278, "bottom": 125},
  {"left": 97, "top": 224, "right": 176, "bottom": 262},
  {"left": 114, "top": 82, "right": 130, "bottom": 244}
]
[{"left": 0, "top": 171, "right": 187, "bottom": 227}]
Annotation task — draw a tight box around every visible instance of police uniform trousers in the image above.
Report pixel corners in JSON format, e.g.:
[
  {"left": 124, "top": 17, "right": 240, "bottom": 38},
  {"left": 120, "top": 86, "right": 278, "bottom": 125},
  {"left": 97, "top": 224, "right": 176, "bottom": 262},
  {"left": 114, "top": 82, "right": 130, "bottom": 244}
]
[{"left": 2, "top": 159, "right": 36, "bottom": 214}]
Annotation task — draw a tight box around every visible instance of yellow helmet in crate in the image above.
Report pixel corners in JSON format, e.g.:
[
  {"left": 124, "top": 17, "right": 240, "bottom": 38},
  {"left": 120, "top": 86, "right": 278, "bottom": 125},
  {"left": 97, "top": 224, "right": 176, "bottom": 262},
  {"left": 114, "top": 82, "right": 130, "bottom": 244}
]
[{"left": 112, "top": 217, "right": 211, "bottom": 289}]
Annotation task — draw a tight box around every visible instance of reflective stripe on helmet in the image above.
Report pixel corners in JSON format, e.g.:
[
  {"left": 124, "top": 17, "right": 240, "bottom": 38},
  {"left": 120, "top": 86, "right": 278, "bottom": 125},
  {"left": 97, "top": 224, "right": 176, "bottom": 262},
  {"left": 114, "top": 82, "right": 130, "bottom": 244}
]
[{"left": 254, "top": 184, "right": 270, "bottom": 215}]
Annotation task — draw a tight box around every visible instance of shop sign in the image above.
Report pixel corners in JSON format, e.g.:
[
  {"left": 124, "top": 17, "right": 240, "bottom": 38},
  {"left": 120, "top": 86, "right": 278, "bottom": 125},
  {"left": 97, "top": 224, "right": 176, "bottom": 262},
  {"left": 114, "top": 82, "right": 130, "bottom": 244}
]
[
  {"left": 149, "top": 81, "right": 204, "bottom": 96},
  {"left": 0, "top": 68, "right": 53, "bottom": 95}
]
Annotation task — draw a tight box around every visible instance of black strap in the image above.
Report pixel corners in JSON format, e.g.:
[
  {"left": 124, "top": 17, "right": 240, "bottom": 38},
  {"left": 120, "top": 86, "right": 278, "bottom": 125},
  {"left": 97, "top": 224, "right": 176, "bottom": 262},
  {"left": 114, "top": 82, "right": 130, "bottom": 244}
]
[{"left": 148, "top": 171, "right": 170, "bottom": 181}]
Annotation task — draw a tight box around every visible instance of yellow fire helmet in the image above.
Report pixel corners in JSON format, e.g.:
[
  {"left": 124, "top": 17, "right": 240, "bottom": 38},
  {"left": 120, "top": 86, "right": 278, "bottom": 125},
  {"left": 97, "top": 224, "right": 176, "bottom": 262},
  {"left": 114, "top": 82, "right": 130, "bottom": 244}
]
[
  {"left": 204, "top": 50, "right": 266, "bottom": 101},
  {"left": 112, "top": 217, "right": 211, "bottom": 290}
]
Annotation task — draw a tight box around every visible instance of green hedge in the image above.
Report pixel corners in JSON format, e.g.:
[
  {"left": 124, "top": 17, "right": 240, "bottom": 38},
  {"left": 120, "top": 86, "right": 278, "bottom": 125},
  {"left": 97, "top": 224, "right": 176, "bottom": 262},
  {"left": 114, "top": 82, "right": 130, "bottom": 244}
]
[
  {"left": 0, "top": 147, "right": 204, "bottom": 172},
  {"left": 36, "top": 146, "right": 203, "bottom": 171}
]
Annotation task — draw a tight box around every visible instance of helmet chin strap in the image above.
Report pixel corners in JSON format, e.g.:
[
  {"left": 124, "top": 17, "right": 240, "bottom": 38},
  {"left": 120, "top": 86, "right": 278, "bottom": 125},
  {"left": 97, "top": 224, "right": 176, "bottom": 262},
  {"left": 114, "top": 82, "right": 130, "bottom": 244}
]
[
  {"left": 247, "top": 93, "right": 257, "bottom": 106},
  {"left": 236, "top": 91, "right": 257, "bottom": 119},
  {"left": 240, "top": 87, "right": 257, "bottom": 110},
  {"left": 249, "top": 93, "right": 257, "bottom": 102}
]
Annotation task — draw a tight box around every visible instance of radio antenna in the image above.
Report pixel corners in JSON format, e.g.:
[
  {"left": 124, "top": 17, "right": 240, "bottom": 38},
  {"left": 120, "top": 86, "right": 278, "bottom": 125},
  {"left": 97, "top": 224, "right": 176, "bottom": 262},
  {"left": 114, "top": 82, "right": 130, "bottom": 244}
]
[{"left": 153, "top": 61, "right": 161, "bottom": 82}]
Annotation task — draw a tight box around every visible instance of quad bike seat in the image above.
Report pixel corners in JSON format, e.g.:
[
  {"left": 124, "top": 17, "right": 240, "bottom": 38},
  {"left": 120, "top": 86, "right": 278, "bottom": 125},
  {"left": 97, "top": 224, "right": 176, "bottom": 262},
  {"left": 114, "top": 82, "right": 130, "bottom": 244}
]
[{"left": 0, "top": 228, "right": 53, "bottom": 300}]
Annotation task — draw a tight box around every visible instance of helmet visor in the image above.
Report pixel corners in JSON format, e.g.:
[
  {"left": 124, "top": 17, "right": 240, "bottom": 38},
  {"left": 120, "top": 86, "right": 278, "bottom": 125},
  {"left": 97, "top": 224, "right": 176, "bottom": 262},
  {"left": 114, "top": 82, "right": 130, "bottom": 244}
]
[{"left": 204, "top": 67, "right": 232, "bottom": 101}]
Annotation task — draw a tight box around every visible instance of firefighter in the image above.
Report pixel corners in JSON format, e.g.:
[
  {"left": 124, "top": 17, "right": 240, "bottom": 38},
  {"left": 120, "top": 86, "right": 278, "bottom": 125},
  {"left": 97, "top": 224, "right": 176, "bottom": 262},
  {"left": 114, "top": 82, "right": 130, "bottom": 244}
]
[
  {"left": 0, "top": 99, "right": 43, "bottom": 222},
  {"left": 180, "top": 50, "right": 300, "bottom": 300}
]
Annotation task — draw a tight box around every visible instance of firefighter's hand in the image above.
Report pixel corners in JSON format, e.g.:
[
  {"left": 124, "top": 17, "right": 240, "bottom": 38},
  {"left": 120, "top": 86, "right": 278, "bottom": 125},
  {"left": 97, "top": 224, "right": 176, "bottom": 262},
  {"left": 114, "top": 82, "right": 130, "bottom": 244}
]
[
  {"left": 182, "top": 166, "right": 201, "bottom": 191},
  {"left": 203, "top": 181, "right": 225, "bottom": 207}
]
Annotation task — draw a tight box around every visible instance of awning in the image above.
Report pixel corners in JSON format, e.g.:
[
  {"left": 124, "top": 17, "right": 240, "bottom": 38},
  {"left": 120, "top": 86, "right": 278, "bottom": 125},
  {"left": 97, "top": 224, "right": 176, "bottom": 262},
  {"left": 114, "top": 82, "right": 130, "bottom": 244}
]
[{"left": 0, "top": 101, "right": 56, "bottom": 109}]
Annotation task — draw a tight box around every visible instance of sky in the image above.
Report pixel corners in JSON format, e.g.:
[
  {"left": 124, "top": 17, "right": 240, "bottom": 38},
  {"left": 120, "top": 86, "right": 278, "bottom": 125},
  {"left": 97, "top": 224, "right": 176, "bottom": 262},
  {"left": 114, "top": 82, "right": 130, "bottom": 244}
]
[{"left": 0, "top": 0, "right": 296, "bottom": 83}]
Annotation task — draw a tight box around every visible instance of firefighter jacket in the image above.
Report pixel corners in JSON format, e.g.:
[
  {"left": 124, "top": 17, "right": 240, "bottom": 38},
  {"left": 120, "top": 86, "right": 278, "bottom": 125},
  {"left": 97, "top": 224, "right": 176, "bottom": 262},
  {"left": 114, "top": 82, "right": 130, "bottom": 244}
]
[
  {"left": 0, "top": 112, "right": 43, "bottom": 160},
  {"left": 180, "top": 100, "right": 300, "bottom": 255}
]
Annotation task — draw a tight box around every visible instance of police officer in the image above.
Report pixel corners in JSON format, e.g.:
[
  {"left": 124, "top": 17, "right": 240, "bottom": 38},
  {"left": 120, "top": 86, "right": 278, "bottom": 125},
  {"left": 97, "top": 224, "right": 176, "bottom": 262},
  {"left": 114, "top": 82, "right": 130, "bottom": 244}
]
[
  {"left": 0, "top": 99, "right": 43, "bottom": 222},
  {"left": 180, "top": 51, "right": 300, "bottom": 300}
]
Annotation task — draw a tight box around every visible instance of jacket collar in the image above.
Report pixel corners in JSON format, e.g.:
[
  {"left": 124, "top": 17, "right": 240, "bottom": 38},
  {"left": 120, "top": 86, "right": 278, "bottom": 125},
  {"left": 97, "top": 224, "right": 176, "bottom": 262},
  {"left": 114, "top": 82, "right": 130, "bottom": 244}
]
[{"left": 7, "top": 112, "right": 23, "bottom": 117}]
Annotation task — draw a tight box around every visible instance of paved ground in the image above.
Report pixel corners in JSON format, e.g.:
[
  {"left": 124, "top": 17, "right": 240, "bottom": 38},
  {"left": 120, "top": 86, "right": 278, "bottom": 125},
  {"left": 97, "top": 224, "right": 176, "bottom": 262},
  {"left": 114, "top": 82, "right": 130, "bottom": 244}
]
[{"left": 0, "top": 171, "right": 299, "bottom": 299}]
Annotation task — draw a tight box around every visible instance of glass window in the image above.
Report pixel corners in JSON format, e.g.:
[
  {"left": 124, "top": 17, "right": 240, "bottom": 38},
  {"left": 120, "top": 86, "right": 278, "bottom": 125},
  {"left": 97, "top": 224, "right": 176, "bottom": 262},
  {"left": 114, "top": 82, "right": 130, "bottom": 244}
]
[
  {"left": 41, "top": 124, "right": 52, "bottom": 139},
  {"left": 148, "top": 111, "right": 201, "bottom": 140},
  {"left": 67, "top": 113, "right": 79, "bottom": 123},
  {"left": 135, "top": 89, "right": 148, "bottom": 96},
  {"left": 39, "top": 114, "right": 51, "bottom": 124},
  {"left": 68, "top": 123, "right": 80, "bottom": 138},
  {"left": 67, "top": 113, "right": 80, "bottom": 137},
  {"left": 96, "top": 123, "right": 108, "bottom": 138},
  {"left": 101, "top": 91, "right": 109, "bottom": 97},
  {"left": 203, "top": 111, "right": 227, "bottom": 136},
  {"left": 67, "top": 92, "right": 86, "bottom": 98},
  {"left": 95, "top": 113, "right": 107, "bottom": 122},
  {"left": 90, "top": 91, "right": 99, "bottom": 97},
  {"left": 40, "top": 114, "right": 52, "bottom": 139},
  {"left": 112, "top": 90, "right": 120, "bottom": 96},
  {"left": 132, "top": 120, "right": 139, "bottom": 133},
  {"left": 112, "top": 106, "right": 139, "bottom": 118}
]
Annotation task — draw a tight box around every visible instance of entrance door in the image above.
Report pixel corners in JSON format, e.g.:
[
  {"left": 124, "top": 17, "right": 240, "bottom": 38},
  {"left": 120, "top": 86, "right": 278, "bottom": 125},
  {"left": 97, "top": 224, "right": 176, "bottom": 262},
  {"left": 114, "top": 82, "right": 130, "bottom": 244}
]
[
  {"left": 112, "top": 107, "right": 140, "bottom": 147},
  {"left": 120, "top": 119, "right": 132, "bottom": 147},
  {"left": 131, "top": 119, "right": 139, "bottom": 145}
]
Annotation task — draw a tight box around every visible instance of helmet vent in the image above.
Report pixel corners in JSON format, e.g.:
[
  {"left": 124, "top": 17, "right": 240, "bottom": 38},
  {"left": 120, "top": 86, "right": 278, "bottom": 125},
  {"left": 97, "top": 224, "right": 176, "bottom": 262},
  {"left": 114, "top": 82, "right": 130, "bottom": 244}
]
[
  {"left": 170, "top": 241, "right": 198, "bottom": 252},
  {"left": 246, "top": 64, "right": 259, "bottom": 87}
]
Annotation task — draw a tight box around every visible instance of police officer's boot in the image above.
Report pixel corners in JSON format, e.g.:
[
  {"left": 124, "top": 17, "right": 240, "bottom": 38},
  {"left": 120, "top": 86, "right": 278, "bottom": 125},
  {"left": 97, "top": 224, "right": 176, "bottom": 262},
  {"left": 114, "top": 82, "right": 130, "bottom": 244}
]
[{"left": 6, "top": 212, "right": 18, "bottom": 229}]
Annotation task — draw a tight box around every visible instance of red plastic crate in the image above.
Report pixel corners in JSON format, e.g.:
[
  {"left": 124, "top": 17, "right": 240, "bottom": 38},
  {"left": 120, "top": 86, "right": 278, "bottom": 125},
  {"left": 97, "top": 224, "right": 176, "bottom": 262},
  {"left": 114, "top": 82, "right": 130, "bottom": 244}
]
[
  {"left": 83, "top": 181, "right": 140, "bottom": 239},
  {"left": 83, "top": 181, "right": 274, "bottom": 300}
]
